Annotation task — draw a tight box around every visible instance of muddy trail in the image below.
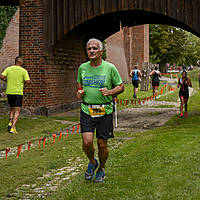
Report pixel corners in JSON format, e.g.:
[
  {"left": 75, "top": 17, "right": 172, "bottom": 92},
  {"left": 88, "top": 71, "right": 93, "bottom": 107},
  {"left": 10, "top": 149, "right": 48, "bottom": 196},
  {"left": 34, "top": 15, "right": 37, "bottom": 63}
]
[{"left": 115, "top": 103, "right": 179, "bottom": 134}]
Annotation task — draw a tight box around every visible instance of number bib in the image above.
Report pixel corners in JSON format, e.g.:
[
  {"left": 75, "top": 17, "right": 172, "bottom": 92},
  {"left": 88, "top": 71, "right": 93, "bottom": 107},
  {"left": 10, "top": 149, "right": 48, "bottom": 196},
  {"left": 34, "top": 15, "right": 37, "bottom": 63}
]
[{"left": 89, "top": 105, "right": 105, "bottom": 118}]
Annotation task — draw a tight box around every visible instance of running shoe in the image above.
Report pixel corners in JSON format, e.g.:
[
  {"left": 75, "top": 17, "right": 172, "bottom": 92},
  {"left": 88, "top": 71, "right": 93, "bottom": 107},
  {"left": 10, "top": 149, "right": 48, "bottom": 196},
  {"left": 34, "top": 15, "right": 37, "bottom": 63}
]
[
  {"left": 85, "top": 158, "right": 99, "bottom": 181},
  {"left": 10, "top": 127, "right": 18, "bottom": 134},
  {"left": 184, "top": 112, "right": 188, "bottom": 117},
  {"left": 8, "top": 122, "right": 12, "bottom": 132},
  {"left": 94, "top": 169, "right": 105, "bottom": 183},
  {"left": 180, "top": 113, "right": 183, "bottom": 118}
]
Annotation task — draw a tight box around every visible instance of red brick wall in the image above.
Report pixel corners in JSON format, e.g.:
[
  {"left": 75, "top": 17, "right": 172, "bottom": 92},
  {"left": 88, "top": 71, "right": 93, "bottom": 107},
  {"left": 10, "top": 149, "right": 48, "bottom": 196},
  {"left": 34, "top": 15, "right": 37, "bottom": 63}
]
[
  {"left": 106, "top": 25, "right": 149, "bottom": 82},
  {"left": 20, "top": 0, "right": 86, "bottom": 115},
  {"left": 0, "top": 9, "right": 19, "bottom": 73},
  {"left": 0, "top": 1, "right": 149, "bottom": 115},
  {"left": 124, "top": 25, "right": 149, "bottom": 74},
  {"left": 105, "top": 27, "right": 129, "bottom": 82}
]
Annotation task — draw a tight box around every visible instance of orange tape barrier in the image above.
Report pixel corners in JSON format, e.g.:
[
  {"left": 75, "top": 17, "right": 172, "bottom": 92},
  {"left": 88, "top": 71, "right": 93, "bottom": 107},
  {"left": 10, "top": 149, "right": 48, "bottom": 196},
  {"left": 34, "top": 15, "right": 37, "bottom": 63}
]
[
  {"left": 2, "top": 123, "right": 81, "bottom": 160},
  {"left": 5, "top": 147, "right": 10, "bottom": 160},
  {"left": 116, "top": 84, "right": 178, "bottom": 108}
]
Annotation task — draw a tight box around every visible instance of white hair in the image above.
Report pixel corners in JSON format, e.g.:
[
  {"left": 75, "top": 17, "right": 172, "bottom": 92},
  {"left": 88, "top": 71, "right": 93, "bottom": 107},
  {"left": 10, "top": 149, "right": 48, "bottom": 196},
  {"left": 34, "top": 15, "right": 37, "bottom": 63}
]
[{"left": 86, "top": 38, "right": 103, "bottom": 50}]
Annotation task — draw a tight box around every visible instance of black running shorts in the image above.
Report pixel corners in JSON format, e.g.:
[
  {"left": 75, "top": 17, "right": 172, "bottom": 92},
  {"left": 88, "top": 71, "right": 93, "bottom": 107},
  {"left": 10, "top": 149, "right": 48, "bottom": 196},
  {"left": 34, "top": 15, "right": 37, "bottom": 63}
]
[
  {"left": 152, "top": 80, "right": 160, "bottom": 87},
  {"left": 179, "top": 91, "right": 189, "bottom": 101},
  {"left": 7, "top": 94, "right": 23, "bottom": 107},
  {"left": 80, "top": 110, "right": 114, "bottom": 139},
  {"left": 132, "top": 80, "right": 139, "bottom": 88}
]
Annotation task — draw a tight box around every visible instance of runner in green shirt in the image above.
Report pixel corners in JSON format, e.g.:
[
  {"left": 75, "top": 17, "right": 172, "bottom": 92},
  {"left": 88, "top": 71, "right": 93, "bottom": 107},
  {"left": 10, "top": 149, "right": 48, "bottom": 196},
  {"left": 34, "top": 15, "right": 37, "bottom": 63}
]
[
  {"left": 0, "top": 56, "right": 30, "bottom": 134},
  {"left": 77, "top": 38, "right": 124, "bottom": 183}
]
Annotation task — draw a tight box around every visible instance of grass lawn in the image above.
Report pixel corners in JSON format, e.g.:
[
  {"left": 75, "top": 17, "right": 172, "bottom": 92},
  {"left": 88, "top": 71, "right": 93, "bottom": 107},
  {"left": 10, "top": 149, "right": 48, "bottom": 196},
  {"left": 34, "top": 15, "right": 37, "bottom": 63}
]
[
  {"left": 0, "top": 115, "right": 80, "bottom": 150},
  {"left": 0, "top": 69, "right": 200, "bottom": 199}
]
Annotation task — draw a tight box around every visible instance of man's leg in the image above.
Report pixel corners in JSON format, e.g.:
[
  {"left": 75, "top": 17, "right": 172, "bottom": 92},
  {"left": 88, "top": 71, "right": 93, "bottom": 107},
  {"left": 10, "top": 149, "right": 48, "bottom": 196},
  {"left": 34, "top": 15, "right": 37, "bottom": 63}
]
[
  {"left": 94, "top": 138, "right": 109, "bottom": 183},
  {"left": 7, "top": 107, "right": 14, "bottom": 132},
  {"left": 9, "top": 107, "right": 14, "bottom": 123},
  {"left": 12, "top": 107, "right": 21, "bottom": 129},
  {"left": 155, "top": 86, "right": 158, "bottom": 97},
  {"left": 82, "top": 132, "right": 95, "bottom": 164},
  {"left": 134, "top": 87, "right": 138, "bottom": 97},
  {"left": 82, "top": 132, "right": 99, "bottom": 181},
  {"left": 97, "top": 138, "right": 109, "bottom": 170}
]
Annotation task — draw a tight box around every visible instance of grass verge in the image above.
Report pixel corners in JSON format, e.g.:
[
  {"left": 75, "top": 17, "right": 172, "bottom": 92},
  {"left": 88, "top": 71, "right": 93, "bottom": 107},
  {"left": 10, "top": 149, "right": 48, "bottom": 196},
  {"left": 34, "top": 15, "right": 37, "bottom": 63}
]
[{"left": 0, "top": 115, "right": 80, "bottom": 150}]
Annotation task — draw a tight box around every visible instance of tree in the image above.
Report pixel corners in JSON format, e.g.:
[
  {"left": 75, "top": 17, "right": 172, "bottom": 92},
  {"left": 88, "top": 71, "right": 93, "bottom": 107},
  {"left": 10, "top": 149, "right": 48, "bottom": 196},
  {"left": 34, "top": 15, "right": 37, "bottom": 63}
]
[
  {"left": 182, "top": 32, "right": 200, "bottom": 66},
  {"left": 0, "top": 6, "right": 17, "bottom": 49},
  {"left": 149, "top": 24, "right": 187, "bottom": 71}
]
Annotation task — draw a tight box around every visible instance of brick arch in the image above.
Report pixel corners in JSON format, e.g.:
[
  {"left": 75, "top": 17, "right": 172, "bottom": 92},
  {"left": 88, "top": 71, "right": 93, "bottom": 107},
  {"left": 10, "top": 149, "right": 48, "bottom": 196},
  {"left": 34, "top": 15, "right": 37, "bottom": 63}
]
[{"left": 17, "top": 0, "right": 200, "bottom": 115}]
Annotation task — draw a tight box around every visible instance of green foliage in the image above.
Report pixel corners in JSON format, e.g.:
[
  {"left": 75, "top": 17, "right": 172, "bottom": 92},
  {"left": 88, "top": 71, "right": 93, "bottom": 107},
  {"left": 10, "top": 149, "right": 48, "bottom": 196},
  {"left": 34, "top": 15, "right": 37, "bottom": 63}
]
[
  {"left": 182, "top": 32, "right": 200, "bottom": 66},
  {"left": 149, "top": 24, "right": 188, "bottom": 71},
  {"left": 0, "top": 6, "right": 17, "bottom": 49}
]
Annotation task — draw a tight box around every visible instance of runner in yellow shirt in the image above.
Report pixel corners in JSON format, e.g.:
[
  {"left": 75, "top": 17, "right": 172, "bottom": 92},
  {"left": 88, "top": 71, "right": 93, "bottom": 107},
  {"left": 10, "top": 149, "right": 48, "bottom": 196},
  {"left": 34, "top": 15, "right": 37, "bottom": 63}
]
[{"left": 0, "top": 56, "right": 30, "bottom": 133}]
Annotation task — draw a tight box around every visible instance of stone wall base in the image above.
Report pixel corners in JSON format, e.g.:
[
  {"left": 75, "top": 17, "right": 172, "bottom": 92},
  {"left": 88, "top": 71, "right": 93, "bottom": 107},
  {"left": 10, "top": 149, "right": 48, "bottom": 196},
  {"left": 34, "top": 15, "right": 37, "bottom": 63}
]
[{"left": 23, "top": 101, "right": 81, "bottom": 116}]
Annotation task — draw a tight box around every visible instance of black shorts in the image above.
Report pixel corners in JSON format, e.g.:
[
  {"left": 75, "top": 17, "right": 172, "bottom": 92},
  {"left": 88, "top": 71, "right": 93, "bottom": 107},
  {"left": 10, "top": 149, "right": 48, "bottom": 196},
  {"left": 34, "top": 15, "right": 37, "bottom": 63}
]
[
  {"left": 132, "top": 80, "right": 139, "bottom": 88},
  {"left": 7, "top": 94, "right": 23, "bottom": 107},
  {"left": 80, "top": 110, "right": 114, "bottom": 139},
  {"left": 179, "top": 91, "right": 189, "bottom": 101},
  {"left": 152, "top": 80, "right": 159, "bottom": 87}
]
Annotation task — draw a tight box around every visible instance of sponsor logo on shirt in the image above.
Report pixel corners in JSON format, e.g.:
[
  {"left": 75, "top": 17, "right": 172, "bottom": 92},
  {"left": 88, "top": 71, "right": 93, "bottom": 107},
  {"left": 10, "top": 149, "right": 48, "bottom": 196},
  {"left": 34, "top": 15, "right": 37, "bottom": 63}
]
[{"left": 83, "top": 75, "right": 106, "bottom": 88}]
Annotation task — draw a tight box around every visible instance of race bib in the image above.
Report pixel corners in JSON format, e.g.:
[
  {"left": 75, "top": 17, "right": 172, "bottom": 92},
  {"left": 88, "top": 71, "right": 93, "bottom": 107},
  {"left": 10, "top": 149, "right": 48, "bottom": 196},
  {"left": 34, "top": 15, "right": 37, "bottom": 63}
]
[{"left": 89, "top": 105, "right": 105, "bottom": 118}]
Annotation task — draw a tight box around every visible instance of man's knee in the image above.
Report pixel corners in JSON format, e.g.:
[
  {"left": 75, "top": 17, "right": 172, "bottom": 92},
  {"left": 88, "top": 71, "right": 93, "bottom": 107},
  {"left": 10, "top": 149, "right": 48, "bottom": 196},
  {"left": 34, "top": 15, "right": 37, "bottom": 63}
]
[
  {"left": 83, "top": 140, "right": 93, "bottom": 148},
  {"left": 97, "top": 139, "right": 108, "bottom": 151},
  {"left": 82, "top": 133, "right": 94, "bottom": 148}
]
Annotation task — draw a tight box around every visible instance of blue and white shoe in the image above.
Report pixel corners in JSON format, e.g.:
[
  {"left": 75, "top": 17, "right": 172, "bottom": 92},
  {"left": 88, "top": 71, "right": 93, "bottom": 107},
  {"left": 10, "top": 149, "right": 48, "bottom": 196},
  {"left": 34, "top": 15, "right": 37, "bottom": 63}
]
[
  {"left": 94, "top": 169, "right": 105, "bottom": 183},
  {"left": 85, "top": 158, "right": 99, "bottom": 181}
]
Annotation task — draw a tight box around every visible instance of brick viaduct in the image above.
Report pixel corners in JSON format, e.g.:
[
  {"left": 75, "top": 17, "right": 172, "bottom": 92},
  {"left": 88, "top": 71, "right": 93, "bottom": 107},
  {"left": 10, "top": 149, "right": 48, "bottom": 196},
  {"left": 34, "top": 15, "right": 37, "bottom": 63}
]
[{"left": 1, "top": 0, "right": 200, "bottom": 115}]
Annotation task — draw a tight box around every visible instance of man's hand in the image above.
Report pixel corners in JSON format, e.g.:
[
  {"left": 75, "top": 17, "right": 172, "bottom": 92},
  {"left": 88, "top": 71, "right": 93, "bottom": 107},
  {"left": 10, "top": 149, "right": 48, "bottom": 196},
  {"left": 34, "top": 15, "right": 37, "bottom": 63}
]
[
  {"left": 99, "top": 88, "right": 111, "bottom": 96},
  {"left": 77, "top": 89, "right": 85, "bottom": 99},
  {"left": 0, "top": 75, "right": 7, "bottom": 82}
]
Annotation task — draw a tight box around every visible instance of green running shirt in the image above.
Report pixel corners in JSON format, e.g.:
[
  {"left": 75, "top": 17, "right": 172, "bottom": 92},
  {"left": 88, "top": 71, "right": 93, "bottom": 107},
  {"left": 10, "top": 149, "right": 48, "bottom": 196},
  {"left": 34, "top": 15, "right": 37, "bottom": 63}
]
[
  {"left": 1, "top": 65, "right": 30, "bottom": 95},
  {"left": 77, "top": 60, "right": 122, "bottom": 115}
]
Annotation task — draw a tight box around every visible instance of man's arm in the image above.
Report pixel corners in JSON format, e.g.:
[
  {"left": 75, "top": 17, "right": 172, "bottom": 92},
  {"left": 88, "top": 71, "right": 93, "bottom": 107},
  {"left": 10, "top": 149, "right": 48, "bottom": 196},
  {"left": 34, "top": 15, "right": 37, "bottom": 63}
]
[
  {"left": 138, "top": 70, "right": 142, "bottom": 78},
  {"left": 76, "top": 82, "right": 84, "bottom": 99},
  {"left": 25, "top": 80, "right": 31, "bottom": 84},
  {"left": 0, "top": 75, "right": 7, "bottom": 82},
  {"left": 99, "top": 83, "right": 124, "bottom": 97},
  {"left": 129, "top": 70, "right": 133, "bottom": 78}
]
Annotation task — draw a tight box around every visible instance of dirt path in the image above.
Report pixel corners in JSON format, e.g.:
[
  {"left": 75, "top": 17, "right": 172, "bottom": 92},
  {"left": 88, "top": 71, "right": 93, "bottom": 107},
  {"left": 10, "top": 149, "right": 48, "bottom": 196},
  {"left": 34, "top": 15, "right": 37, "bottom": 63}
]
[
  {"left": 115, "top": 106, "right": 179, "bottom": 134},
  {"left": 115, "top": 85, "right": 195, "bottom": 134}
]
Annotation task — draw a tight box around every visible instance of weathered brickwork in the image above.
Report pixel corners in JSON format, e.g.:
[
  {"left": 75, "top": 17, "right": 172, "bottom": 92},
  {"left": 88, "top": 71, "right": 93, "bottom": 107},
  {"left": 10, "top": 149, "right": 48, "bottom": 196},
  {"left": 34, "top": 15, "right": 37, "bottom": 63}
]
[
  {"left": 124, "top": 25, "right": 149, "bottom": 74},
  {"left": 20, "top": 0, "right": 86, "bottom": 115},
  {"left": 106, "top": 25, "right": 149, "bottom": 82},
  {"left": 1, "top": 1, "right": 149, "bottom": 115},
  {"left": 105, "top": 27, "right": 129, "bottom": 83}
]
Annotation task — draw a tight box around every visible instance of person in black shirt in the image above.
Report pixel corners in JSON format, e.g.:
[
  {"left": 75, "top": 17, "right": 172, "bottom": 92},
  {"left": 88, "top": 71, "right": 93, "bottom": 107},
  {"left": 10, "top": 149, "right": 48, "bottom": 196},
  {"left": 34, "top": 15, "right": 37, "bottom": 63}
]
[
  {"left": 177, "top": 71, "right": 192, "bottom": 117},
  {"left": 150, "top": 66, "right": 162, "bottom": 98}
]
